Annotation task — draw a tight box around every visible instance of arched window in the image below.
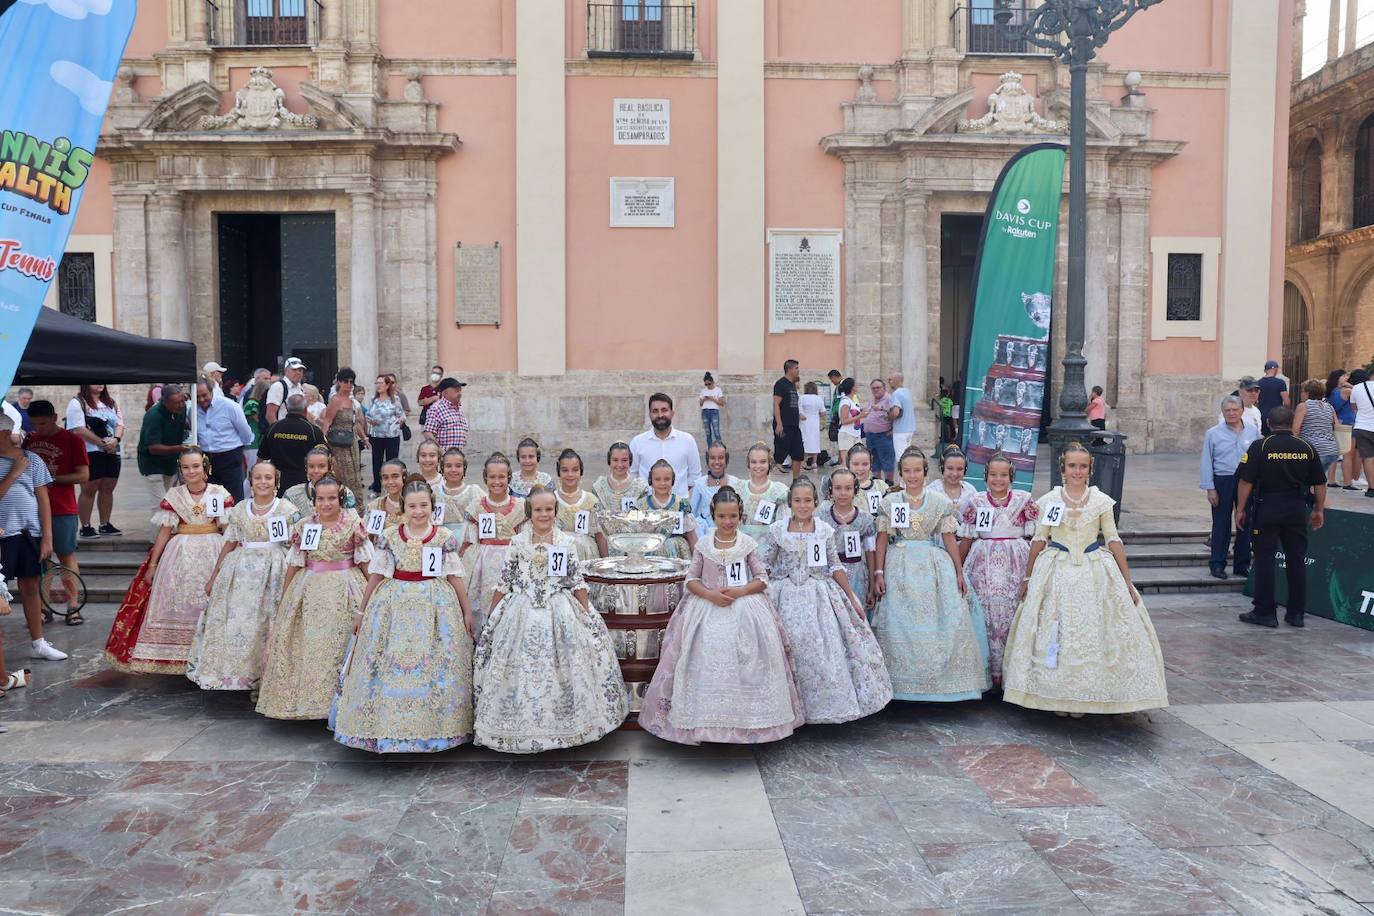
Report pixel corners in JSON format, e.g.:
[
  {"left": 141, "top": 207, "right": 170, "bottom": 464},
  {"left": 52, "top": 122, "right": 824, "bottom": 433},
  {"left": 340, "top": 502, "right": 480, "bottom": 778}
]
[
  {"left": 1282, "top": 282, "right": 1309, "bottom": 387},
  {"left": 1355, "top": 115, "right": 1374, "bottom": 228},
  {"left": 1297, "top": 141, "right": 1323, "bottom": 241}
]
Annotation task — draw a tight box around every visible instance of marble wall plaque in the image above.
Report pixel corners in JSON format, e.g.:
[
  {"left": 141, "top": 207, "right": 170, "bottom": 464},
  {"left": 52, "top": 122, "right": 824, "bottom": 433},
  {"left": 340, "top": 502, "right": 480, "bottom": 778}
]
[
  {"left": 610, "top": 177, "right": 675, "bottom": 228},
  {"left": 768, "top": 228, "right": 842, "bottom": 334},
  {"left": 454, "top": 242, "right": 501, "bottom": 325},
  {"left": 613, "top": 98, "right": 670, "bottom": 145}
]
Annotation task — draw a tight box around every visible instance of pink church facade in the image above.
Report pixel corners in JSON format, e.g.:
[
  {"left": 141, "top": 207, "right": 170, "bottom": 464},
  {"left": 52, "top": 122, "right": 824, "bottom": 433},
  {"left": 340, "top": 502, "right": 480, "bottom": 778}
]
[{"left": 49, "top": 0, "right": 1291, "bottom": 453}]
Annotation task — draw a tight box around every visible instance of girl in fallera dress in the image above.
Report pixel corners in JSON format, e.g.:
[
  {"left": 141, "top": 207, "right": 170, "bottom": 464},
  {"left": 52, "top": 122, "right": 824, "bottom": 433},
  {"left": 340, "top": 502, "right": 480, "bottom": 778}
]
[
  {"left": 689, "top": 443, "right": 740, "bottom": 532},
  {"left": 186, "top": 461, "right": 298, "bottom": 690},
  {"left": 107, "top": 448, "right": 232, "bottom": 675},
  {"left": 872, "top": 448, "right": 991, "bottom": 702},
  {"left": 591, "top": 441, "right": 647, "bottom": 516},
  {"left": 552, "top": 448, "right": 607, "bottom": 562},
  {"left": 415, "top": 439, "right": 443, "bottom": 490},
  {"left": 284, "top": 446, "right": 358, "bottom": 515},
  {"left": 465, "top": 453, "right": 526, "bottom": 637},
  {"left": 473, "top": 487, "right": 627, "bottom": 753},
  {"left": 332, "top": 477, "right": 477, "bottom": 753},
  {"left": 510, "top": 437, "right": 553, "bottom": 499},
  {"left": 1001, "top": 444, "right": 1168, "bottom": 716},
  {"left": 927, "top": 447, "right": 978, "bottom": 508},
  {"left": 821, "top": 468, "right": 878, "bottom": 615},
  {"left": 364, "top": 458, "right": 407, "bottom": 543},
  {"left": 640, "top": 486, "right": 805, "bottom": 745},
  {"left": 256, "top": 477, "right": 372, "bottom": 720},
  {"left": 762, "top": 478, "right": 892, "bottom": 724},
  {"left": 839, "top": 445, "right": 890, "bottom": 517},
  {"left": 739, "top": 443, "right": 789, "bottom": 541},
  {"left": 435, "top": 448, "right": 484, "bottom": 575},
  {"left": 636, "top": 459, "right": 697, "bottom": 562},
  {"left": 958, "top": 453, "right": 1037, "bottom": 688}
]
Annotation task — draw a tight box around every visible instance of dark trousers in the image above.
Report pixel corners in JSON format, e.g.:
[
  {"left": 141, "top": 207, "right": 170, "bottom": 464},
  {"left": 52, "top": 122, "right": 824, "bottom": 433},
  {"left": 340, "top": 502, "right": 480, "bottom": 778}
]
[
  {"left": 1209, "top": 474, "right": 1251, "bottom": 572},
  {"left": 1251, "top": 499, "right": 1310, "bottom": 618},
  {"left": 207, "top": 447, "right": 245, "bottom": 500},
  {"left": 370, "top": 435, "right": 401, "bottom": 492}
]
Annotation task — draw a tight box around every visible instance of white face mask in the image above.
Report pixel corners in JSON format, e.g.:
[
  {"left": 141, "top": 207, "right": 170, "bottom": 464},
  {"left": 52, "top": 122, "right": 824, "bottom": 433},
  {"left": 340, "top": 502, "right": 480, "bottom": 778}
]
[{"left": 430, "top": 373, "right": 441, "bottom": 383}]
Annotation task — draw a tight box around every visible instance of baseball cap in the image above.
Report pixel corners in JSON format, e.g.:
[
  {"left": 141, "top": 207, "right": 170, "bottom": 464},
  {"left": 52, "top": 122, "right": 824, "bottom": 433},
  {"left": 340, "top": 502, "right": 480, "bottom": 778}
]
[
  {"left": 203, "top": 361, "right": 227, "bottom": 374},
  {"left": 436, "top": 377, "right": 467, "bottom": 393},
  {"left": 1238, "top": 376, "right": 1259, "bottom": 391},
  {"left": 1264, "top": 360, "right": 1280, "bottom": 371},
  {"left": 283, "top": 357, "right": 306, "bottom": 370}
]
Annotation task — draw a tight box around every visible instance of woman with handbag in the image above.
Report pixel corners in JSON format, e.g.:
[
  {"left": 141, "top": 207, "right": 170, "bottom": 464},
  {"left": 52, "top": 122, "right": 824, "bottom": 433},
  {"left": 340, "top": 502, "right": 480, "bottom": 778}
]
[
  {"left": 321, "top": 368, "right": 369, "bottom": 499},
  {"left": 365, "top": 374, "right": 408, "bottom": 495}
]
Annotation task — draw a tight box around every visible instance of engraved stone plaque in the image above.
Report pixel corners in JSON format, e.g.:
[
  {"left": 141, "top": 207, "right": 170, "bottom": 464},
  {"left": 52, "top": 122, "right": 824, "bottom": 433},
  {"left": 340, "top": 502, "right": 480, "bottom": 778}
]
[{"left": 454, "top": 242, "right": 501, "bottom": 326}]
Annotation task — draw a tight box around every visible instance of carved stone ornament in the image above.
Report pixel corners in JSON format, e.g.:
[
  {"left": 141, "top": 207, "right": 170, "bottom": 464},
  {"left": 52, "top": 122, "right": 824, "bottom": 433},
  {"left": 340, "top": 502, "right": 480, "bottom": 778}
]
[
  {"left": 856, "top": 64, "right": 876, "bottom": 102},
  {"left": 198, "top": 67, "right": 319, "bottom": 130},
  {"left": 958, "top": 71, "right": 1063, "bottom": 134}
]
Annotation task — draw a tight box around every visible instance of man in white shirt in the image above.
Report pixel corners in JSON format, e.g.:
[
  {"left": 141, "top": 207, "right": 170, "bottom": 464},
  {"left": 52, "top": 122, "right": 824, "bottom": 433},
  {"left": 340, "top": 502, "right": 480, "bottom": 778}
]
[
  {"left": 630, "top": 392, "right": 701, "bottom": 498},
  {"left": 1349, "top": 368, "right": 1374, "bottom": 497},
  {"left": 202, "top": 361, "right": 229, "bottom": 400},
  {"left": 1218, "top": 377, "right": 1262, "bottom": 435},
  {"left": 264, "top": 357, "right": 308, "bottom": 425}
]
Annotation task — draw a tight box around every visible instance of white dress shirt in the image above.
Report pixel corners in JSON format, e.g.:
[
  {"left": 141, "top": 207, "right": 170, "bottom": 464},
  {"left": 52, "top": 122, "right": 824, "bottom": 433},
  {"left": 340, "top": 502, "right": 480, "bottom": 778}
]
[{"left": 630, "top": 426, "right": 702, "bottom": 498}]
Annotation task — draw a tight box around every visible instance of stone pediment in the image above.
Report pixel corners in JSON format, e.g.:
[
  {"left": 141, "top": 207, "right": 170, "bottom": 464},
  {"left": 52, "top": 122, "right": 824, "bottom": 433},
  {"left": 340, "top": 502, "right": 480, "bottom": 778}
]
[
  {"left": 138, "top": 81, "right": 221, "bottom": 131},
  {"left": 958, "top": 72, "right": 1063, "bottom": 135},
  {"left": 136, "top": 70, "right": 370, "bottom": 134},
  {"left": 198, "top": 67, "right": 318, "bottom": 130}
]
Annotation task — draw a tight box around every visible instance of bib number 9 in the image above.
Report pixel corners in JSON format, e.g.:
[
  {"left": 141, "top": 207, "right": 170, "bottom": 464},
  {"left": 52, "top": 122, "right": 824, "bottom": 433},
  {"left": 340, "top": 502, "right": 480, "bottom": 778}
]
[{"left": 205, "top": 493, "right": 224, "bottom": 518}]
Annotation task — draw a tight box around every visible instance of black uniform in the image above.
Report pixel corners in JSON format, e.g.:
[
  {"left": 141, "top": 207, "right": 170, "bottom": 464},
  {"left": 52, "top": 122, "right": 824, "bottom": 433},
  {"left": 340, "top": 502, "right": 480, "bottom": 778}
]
[{"left": 1236, "top": 431, "right": 1326, "bottom": 623}]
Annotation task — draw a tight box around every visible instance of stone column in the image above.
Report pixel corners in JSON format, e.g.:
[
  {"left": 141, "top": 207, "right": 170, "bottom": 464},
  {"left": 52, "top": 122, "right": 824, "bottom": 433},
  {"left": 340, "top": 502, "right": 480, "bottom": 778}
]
[
  {"left": 1329, "top": 0, "right": 1343, "bottom": 63},
  {"left": 112, "top": 192, "right": 151, "bottom": 337},
  {"left": 324, "top": 0, "right": 344, "bottom": 41},
  {"left": 1084, "top": 196, "right": 1110, "bottom": 395},
  {"left": 1115, "top": 198, "right": 1150, "bottom": 407},
  {"left": 153, "top": 192, "right": 189, "bottom": 342},
  {"left": 846, "top": 188, "right": 887, "bottom": 385},
  {"left": 900, "top": 190, "right": 930, "bottom": 402},
  {"left": 1347, "top": 0, "right": 1360, "bottom": 54},
  {"left": 349, "top": 191, "right": 379, "bottom": 388}
]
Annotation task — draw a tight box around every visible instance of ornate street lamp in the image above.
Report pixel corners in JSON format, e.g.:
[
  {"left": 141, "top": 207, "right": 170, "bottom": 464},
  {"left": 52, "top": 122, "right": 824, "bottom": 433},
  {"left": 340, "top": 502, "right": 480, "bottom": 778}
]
[{"left": 995, "top": 0, "right": 1162, "bottom": 482}]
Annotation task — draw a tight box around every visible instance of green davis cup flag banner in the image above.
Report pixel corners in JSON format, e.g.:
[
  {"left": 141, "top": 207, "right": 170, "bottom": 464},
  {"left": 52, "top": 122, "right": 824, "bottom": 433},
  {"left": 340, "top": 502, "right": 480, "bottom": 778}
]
[
  {"left": 960, "top": 143, "right": 1066, "bottom": 492},
  {"left": 0, "top": 0, "right": 136, "bottom": 392}
]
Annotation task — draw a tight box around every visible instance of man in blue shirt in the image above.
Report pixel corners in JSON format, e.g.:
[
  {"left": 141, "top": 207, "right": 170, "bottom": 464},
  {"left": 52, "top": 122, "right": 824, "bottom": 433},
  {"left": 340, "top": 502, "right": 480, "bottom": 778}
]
[
  {"left": 195, "top": 379, "right": 253, "bottom": 500},
  {"left": 1257, "top": 360, "right": 1289, "bottom": 434},
  {"left": 1200, "top": 395, "right": 1259, "bottom": 580},
  {"left": 887, "top": 372, "right": 917, "bottom": 459}
]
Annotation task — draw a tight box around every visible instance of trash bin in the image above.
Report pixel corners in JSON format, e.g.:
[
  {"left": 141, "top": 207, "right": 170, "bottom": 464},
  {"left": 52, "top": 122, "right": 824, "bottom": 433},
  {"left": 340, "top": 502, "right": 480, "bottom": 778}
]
[{"left": 1087, "top": 430, "right": 1127, "bottom": 523}]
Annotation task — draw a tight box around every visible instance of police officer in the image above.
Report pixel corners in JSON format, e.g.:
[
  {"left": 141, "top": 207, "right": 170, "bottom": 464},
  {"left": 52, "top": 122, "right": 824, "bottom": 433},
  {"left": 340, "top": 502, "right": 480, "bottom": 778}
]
[{"left": 1235, "top": 405, "right": 1327, "bottom": 628}]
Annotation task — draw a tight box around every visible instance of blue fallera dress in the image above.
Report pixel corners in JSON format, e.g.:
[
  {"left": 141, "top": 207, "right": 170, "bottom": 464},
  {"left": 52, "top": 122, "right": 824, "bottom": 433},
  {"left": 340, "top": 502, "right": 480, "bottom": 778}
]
[{"left": 872, "top": 490, "right": 991, "bottom": 702}]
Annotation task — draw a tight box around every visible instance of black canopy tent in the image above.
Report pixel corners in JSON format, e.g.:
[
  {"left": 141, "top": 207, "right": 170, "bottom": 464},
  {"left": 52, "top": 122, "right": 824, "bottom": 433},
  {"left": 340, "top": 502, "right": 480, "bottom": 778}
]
[{"left": 13, "top": 307, "right": 197, "bottom": 386}]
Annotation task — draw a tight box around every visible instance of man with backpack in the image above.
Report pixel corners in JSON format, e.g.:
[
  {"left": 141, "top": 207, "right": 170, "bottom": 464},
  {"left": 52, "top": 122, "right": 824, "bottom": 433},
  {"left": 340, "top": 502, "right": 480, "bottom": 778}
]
[{"left": 264, "top": 357, "right": 307, "bottom": 425}]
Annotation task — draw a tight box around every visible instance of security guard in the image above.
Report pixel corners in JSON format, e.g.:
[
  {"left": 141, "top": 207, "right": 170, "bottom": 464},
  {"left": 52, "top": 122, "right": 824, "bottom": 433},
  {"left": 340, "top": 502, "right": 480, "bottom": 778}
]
[{"left": 1235, "top": 405, "right": 1327, "bottom": 628}]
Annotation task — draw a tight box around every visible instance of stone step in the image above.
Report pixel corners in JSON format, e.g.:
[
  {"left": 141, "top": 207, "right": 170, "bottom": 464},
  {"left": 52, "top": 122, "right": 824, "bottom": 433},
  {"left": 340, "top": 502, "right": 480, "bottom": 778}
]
[
  {"left": 1125, "top": 543, "right": 1226, "bottom": 568},
  {"left": 1132, "top": 565, "right": 1247, "bottom": 594},
  {"left": 1119, "top": 529, "right": 1210, "bottom": 546},
  {"left": 76, "top": 537, "right": 153, "bottom": 553}
]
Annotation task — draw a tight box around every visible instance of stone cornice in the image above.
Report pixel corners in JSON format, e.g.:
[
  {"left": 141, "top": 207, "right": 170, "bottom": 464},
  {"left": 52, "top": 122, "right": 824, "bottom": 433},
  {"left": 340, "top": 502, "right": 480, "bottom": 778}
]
[
  {"left": 1286, "top": 223, "right": 1374, "bottom": 257},
  {"left": 98, "top": 128, "right": 460, "bottom": 161}
]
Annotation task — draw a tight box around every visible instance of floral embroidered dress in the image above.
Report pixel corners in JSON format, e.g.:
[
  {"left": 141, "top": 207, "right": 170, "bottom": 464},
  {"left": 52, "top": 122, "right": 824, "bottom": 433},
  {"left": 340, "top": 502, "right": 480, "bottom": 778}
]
[
  {"left": 509, "top": 470, "right": 553, "bottom": 499},
  {"left": 106, "top": 485, "right": 233, "bottom": 675},
  {"left": 328, "top": 404, "right": 365, "bottom": 497},
  {"left": 465, "top": 494, "right": 526, "bottom": 638},
  {"left": 473, "top": 529, "right": 627, "bottom": 753},
  {"left": 1002, "top": 487, "right": 1168, "bottom": 714},
  {"left": 820, "top": 500, "right": 877, "bottom": 611},
  {"left": 958, "top": 490, "right": 1037, "bottom": 687},
  {"left": 640, "top": 534, "right": 804, "bottom": 745},
  {"left": 185, "top": 497, "right": 298, "bottom": 690},
  {"left": 331, "top": 525, "right": 474, "bottom": 753},
  {"left": 284, "top": 481, "right": 357, "bottom": 516},
  {"left": 256, "top": 510, "right": 372, "bottom": 720},
  {"left": 365, "top": 494, "right": 404, "bottom": 545},
  {"left": 761, "top": 520, "right": 893, "bottom": 723},
  {"left": 554, "top": 489, "right": 603, "bottom": 563},
  {"left": 636, "top": 491, "right": 696, "bottom": 614},
  {"left": 739, "top": 480, "right": 790, "bottom": 542},
  {"left": 873, "top": 491, "right": 991, "bottom": 702},
  {"left": 591, "top": 474, "right": 648, "bottom": 517},
  {"left": 436, "top": 481, "right": 484, "bottom": 575}
]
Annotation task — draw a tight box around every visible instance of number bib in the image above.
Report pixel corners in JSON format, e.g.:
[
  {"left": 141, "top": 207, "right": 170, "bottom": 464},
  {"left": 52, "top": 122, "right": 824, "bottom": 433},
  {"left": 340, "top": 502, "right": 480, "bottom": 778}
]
[
  {"left": 421, "top": 545, "right": 444, "bottom": 578},
  {"left": 431, "top": 503, "right": 446, "bottom": 525},
  {"left": 673, "top": 512, "right": 687, "bottom": 535},
  {"left": 621, "top": 495, "right": 636, "bottom": 513},
  {"left": 975, "top": 506, "right": 995, "bottom": 533},
  {"left": 842, "top": 530, "right": 862, "bottom": 559},
  {"left": 889, "top": 502, "right": 911, "bottom": 530},
  {"left": 205, "top": 492, "right": 224, "bottom": 518},
  {"left": 806, "top": 537, "right": 828, "bottom": 568},
  {"left": 478, "top": 513, "right": 498, "bottom": 540},
  {"left": 546, "top": 546, "right": 570, "bottom": 577},
  {"left": 365, "top": 509, "right": 388, "bottom": 536},
  {"left": 866, "top": 491, "right": 883, "bottom": 515},
  {"left": 1042, "top": 503, "right": 1065, "bottom": 528},
  {"left": 574, "top": 510, "right": 591, "bottom": 535},
  {"left": 267, "top": 516, "right": 290, "bottom": 543},
  {"left": 754, "top": 501, "right": 777, "bottom": 525},
  {"left": 725, "top": 559, "right": 748, "bottom": 588},
  {"left": 300, "top": 523, "right": 323, "bottom": 551}
]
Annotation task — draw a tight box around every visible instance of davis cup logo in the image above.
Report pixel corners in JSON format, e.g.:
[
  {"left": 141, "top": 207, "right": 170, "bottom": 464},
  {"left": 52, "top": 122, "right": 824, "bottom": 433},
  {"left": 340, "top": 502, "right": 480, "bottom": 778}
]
[{"left": 1017, "top": 198, "right": 1032, "bottom": 215}]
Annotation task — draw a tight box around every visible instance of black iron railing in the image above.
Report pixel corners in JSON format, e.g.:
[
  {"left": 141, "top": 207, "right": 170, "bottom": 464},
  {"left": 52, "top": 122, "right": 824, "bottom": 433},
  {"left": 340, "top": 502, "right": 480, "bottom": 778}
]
[
  {"left": 209, "top": 0, "right": 321, "bottom": 46},
  {"left": 587, "top": 2, "right": 695, "bottom": 59},
  {"left": 952, "top": 5, "right": 1052, "bottom": 56},
  {"left": 1355, "top": 192, "right": 1374, "bottom": 229}
]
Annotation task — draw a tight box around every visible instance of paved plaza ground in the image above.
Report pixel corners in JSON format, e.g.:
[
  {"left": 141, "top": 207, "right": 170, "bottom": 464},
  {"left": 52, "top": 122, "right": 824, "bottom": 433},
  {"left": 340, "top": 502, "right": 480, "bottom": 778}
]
[{"left": 3, "top": 455, "right": 1374, "bottom": 914}]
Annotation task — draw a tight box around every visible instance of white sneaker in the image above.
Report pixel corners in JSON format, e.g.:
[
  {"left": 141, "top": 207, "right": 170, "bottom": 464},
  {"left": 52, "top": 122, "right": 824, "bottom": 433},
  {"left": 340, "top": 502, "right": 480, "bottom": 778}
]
[{"left": 30, "top": 639, "right": 68, "bottom": 661}]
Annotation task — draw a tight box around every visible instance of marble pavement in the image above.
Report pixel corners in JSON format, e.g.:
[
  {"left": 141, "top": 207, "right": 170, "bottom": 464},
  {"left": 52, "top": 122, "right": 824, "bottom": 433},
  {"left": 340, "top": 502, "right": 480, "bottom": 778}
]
[{"left": 5, "top": 455, "right": 1374, "bottom": 914}]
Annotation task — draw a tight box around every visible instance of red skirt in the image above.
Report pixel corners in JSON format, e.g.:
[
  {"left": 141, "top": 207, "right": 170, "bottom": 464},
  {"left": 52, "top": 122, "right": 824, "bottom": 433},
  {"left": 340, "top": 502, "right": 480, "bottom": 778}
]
[{"left": 103, "top": 557, "right": 185, "bottom": 675}]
